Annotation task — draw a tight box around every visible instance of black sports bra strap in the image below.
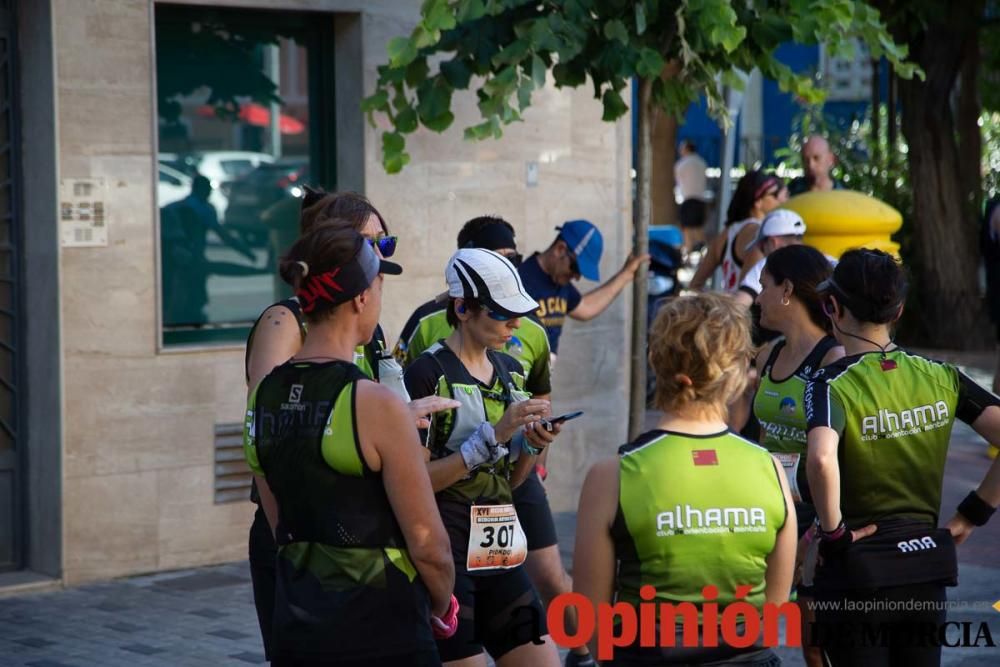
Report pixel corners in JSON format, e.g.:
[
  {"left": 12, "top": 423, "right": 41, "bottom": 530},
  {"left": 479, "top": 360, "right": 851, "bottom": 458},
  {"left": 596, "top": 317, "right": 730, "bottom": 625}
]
[{"left": 804, "top": 335, "right": 839, "bottom": 371}]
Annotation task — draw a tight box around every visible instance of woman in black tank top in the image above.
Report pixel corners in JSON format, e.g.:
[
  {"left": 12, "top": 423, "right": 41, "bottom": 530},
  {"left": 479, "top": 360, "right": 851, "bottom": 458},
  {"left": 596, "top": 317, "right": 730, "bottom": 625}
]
[{"left": 245, "top": 190, "right": 454, "bottom": 661}]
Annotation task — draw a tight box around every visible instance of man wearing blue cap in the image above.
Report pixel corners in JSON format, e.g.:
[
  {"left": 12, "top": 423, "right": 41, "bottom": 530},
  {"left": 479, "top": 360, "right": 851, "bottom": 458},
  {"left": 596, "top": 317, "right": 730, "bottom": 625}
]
[{"left": 519, "top": 219, "right": 647, "bottom": 357}]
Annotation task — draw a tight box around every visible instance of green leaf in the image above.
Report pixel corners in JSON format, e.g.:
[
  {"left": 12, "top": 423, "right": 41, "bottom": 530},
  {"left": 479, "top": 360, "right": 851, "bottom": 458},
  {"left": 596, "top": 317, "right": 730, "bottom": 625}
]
[
  {"left": 635, "top": 3, "right": 647, "bottom": 35},
  {"left": 417, "top": 78, "right": 455, "bottom": 127},
  {"left": 384, "top": 151, "right": 411, "bottom": 174},
  {"left": 405, "top": 58, "right": 430, "bottom": 88},
  {"left": 376, "top": 63, "right": 406, "bottom": 84},
  {"left": 531, "top": 54, "right": 547, "bottom": 89},
  {"left": 383, "top": 131, "right": 405, "bottom": 155},
  {"left": 360, "top": 90, "right": 389, "bottom": 114},
  {"left": 423, "top": 110, "right": 455, "bottom": 132},
  {"left": 387, "top": 37, "right": 418, "bottom": 68},
  {"left": 493, "top": 39, "right": 530, "bottom": 66},
  {"left": 552, "top": 61, "right": 586, "bottom": 88},
  {"left": 603, "top": 19, "right": 629, "bottom": 45},
  {"left": 651, "top": 77, "right": 696, "bottom": 116},
  {"left": 395, "top": 107, "right": 418, "bottom": 133},
  {"left": 714, "top": 23, "right": 747, "bottom": 53},
  {"left": 412, "top": 25, "right": 440, "bottom": 50},
  {"left": 721, "top": 69, "right": 747, "bottom": 92},
  {"left": 635, "top": 47, "right": 665, "bottom": 80},
  {"left": 391, "top": 84, "right": 409, "bottom": 112},
  {"left": 517, "top": 80, "right": 533, "bottom": 110},
  {"left": 457, "top": 0, "right": 487, "bottom": 22},
  {"left": 464, "top": 116, "right": 502, "bottom": 141},
  {"left": 440, "top": 58, "right": 473, "bottom": 89},
  {"left": 601, "top": 88, "right": 628, "bottom": 121},
  {"left": 423, "top": 0, "right": 457, "bottom": 32}
]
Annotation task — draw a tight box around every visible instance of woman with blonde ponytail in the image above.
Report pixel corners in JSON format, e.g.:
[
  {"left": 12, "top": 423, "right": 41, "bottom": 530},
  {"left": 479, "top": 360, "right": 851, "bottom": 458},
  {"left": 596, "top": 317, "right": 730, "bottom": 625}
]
[{"left": 572, "top": 293, "right": 797, "bottom": 665}]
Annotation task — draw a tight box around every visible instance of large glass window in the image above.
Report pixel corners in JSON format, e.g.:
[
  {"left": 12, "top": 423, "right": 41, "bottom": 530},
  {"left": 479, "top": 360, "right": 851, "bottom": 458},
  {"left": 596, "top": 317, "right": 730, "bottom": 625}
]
[{"left": 155, "top": 5, "right": 334, "bottom": 346}]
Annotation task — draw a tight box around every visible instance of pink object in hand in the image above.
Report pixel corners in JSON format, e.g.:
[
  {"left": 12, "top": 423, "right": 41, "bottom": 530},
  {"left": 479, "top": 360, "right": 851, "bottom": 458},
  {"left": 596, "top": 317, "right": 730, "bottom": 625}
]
[{"left": 431, "top": 594, "right": 460, "bottom": 639}]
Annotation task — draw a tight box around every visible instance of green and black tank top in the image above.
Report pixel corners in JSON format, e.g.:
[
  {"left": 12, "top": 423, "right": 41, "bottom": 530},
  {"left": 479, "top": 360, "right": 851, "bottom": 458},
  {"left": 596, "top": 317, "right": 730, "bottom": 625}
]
[
  {"left": 753, "top": 335, "right": 838, "bottom": 504},
  {"left": 609, "top": 429, "right": 787, "bottom": 664},
  {"left": 244, "top": 359, "right": 434, "bottom": 660},
  {"left": 403, "top": 342, "right": 530, "bottom": 570},
  {"left": 805, "top": 349, "right": 998, "bottom": 527}
]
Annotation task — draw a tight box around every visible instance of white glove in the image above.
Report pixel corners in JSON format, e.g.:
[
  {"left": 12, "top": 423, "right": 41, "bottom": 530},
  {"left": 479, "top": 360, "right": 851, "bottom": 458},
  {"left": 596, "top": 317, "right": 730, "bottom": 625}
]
[{"left": 459, "top": 422, "right": 508, "bottom": 471}]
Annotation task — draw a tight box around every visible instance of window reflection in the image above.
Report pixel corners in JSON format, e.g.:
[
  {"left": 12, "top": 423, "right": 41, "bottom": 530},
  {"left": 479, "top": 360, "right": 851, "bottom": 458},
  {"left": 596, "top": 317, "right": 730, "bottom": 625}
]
[{"left": 155, "top": 8, "right": 312, "bottom": 345}]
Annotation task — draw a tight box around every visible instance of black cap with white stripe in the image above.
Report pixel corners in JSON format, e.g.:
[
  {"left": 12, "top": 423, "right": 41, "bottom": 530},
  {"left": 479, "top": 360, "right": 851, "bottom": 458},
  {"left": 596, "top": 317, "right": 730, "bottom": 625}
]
[{"left": 446, "top": 248, "right": 539, "bottom": 318}]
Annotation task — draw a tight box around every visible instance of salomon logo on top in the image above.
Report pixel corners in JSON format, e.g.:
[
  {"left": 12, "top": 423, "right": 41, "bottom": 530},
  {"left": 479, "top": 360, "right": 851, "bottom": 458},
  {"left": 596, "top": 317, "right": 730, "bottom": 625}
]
[{"left": 288, "top": 384, "right": 304, "bottom": 403}]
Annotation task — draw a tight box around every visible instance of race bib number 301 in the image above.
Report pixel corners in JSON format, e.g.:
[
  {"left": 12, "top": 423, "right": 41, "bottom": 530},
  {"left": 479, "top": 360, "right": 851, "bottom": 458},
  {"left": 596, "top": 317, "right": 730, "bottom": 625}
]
[{"left": 466, "top": 504, "right": 527, "bottom": 571}]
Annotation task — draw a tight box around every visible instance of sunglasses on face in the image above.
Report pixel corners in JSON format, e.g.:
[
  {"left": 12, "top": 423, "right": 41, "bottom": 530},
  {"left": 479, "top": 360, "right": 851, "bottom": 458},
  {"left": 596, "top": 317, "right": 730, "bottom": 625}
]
[
  {"left": 567, "top": 252, "right": 580, "bottom": 276},
  {"left": 486, "top": 308, "right": 517, "bottom": 322},
  {"left": 367, "top": 234, "right": 398, "bottom": 258},
  {"left": 500, "top": 251, "right": 523, "bottom": 267}
]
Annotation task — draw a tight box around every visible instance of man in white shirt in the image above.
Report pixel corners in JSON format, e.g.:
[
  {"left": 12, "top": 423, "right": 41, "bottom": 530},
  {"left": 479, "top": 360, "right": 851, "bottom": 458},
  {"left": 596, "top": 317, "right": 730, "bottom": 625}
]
[{"left": 674, "top": 140, "right": 708, "bottom": 250}]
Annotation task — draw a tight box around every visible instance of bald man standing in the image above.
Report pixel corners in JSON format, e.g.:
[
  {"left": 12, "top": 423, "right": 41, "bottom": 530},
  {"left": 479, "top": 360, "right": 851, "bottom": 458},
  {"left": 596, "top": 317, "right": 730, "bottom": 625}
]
[{"left": 788, "top": 135, "right": 842, "bottom": 196}]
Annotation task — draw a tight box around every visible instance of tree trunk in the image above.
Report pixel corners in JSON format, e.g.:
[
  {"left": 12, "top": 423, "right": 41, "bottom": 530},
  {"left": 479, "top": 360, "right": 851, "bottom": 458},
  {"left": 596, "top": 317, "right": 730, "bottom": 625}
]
[
  {"left": 650, "top": 109, "right": 679, "bottom": 227},
  {"left": 956, "top": 29, "right": 982, "bottom": 222},
  {"left": 887, "top": 66, "right": 897, "bottom": 169},
  {"left": 897, "top": 8, "right": 989, "bottom": 348},
  {"left": 628, "top": 79, "right": 653, "bottom": 440},
  {"left": 870, "top": 59, "right": 881, "bottom": 165}
]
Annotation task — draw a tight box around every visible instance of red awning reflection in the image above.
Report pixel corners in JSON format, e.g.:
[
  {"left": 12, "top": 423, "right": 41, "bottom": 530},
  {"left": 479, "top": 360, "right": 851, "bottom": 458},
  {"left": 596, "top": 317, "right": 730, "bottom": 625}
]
[{"left": 196, "top": 102, "right": 306, "bottom": 135}]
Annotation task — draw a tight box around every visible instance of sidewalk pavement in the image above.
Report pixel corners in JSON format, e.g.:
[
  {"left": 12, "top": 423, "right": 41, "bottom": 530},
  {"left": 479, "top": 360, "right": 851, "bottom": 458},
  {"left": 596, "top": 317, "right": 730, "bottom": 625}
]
[{"left": 2, "top": 356, "right": 1000, "bottom": 665}]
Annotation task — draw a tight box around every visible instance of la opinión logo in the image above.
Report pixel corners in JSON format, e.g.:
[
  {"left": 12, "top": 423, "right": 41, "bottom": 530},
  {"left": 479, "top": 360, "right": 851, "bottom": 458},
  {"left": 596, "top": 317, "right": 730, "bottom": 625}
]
[{"left": 547, "top": 585, "right": 800, "bottom": 661}]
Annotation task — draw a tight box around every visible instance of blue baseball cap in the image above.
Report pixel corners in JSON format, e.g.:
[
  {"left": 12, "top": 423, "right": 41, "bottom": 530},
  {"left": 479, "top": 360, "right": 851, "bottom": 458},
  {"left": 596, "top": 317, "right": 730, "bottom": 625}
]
[{"left": 557, "top": 219, "right": 603, "bottom": 281}]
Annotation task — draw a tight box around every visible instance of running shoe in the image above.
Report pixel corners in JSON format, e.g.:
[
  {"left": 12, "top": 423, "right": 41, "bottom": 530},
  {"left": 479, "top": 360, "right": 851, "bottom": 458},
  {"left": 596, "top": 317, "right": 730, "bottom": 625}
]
[{"left": 565, "top": 651, "right": 596, "bottom": 667}]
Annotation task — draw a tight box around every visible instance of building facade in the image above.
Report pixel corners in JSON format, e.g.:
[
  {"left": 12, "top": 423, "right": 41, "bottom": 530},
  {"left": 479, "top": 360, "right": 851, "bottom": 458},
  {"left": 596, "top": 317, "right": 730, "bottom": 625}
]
[{"left": 3, "top": 0, "right": 632, "bottom": 587}]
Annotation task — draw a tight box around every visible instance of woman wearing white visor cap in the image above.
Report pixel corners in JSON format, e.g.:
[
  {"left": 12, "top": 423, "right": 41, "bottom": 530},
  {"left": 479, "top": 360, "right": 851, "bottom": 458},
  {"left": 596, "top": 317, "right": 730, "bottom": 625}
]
[{"left": 405, "top": 248, "right": 563, "bottom": 666}]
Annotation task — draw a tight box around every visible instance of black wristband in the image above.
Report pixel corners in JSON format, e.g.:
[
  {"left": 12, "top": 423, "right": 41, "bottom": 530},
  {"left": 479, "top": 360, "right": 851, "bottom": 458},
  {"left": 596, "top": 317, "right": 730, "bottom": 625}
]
[
  {"left": 957, "top": 491, "right": 995, "bottom": 527},
  {"left": 816, "top": 519, "right": 852, "bottom": 560}
]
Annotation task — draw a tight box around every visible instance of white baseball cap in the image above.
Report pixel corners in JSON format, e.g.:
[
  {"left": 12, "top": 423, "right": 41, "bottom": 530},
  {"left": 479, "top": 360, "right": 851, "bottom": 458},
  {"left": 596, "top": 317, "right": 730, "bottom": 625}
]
[
  {"left": 446, "top": 248, "right": 539, "bottom": 318},
  {"left": 745, "top": 209, "right": 807, "bottom": 252}
]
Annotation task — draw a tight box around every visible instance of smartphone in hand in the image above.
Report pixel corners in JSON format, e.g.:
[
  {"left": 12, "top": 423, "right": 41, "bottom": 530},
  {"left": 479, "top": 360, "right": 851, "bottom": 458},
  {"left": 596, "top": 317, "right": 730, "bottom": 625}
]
[{"left": 542, "top": 410, "right": 584, "bottom": 432}]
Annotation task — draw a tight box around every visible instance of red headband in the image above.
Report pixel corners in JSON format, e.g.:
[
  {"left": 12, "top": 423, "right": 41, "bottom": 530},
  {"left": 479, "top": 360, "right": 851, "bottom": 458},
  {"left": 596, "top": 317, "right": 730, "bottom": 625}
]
[{"left": 297, "top": 268, "right": 347, "bottom": 313}]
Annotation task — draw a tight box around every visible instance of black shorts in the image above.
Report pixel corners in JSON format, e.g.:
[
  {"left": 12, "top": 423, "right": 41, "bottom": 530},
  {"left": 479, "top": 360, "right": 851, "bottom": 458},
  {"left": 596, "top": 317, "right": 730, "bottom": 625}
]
[
  {"left": 679, "top": 199, "right": 707, "bottom": 228},
  {"left": 249, "top": 506, "right": 277, "bottom": 660},
  {"left": 512, "top": 470, "right": 558, "bottom": 551},
  {"left": 435, "top": 567, "right": 547, "bottom": 661}
]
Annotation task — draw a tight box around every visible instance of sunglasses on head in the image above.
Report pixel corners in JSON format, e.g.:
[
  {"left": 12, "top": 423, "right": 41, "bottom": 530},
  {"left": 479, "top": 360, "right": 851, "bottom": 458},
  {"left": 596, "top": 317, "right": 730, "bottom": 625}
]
[{"left": 367, "top": 234, "right": 398, "bottom": 258}]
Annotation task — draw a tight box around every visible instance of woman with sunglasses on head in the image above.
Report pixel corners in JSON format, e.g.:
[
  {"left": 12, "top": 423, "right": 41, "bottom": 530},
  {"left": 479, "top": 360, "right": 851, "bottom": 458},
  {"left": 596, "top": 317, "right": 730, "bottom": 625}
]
[
  {"left": 689, "top": 170, "right": 783, "bottom": 292},
  {"left": 244, "top": 223, "right": 456, "bottom": 666},
  {"left": 404, "top": 248, "right": 562, "bottom": 667},
  {"left": 245, "top": 190, "right": 455, "bottom": 662},
  {"left": 574, "top": 293, "right": 797, "bottom": 665},
  {"left": 804, "top": 249, "right": 1000, "bottom": 667},
  {"left": 750, "top": 244, "right": 844, "bottom": 667}
]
